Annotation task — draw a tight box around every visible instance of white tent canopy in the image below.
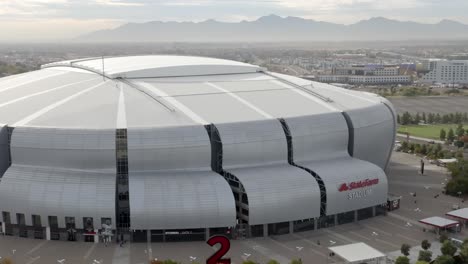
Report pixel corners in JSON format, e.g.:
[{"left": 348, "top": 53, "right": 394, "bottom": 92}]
[
  {"left": 329, "top": 242, "right": 386, "bottom": 263},
  {"left": 419, "top": 216, "right": 459, "bottom": 228},
  {"left": 447, "top": 208, "right": 468, "bottom": 221}
]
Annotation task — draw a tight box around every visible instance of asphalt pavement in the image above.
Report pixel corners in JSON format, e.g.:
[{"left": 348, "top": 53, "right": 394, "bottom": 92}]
[{"left": 0, "top": 151, "right": 466, "bottom": 264}]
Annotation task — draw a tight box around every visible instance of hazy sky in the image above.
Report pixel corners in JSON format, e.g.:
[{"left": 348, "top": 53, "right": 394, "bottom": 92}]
[{"left": 1, "top": 0, "right": 468, "bottom": 41}]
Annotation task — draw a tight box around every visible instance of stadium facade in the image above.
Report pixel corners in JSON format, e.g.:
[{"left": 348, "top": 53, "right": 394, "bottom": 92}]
[{"left": 0, "top": 56, "right": 396, "bottom": 242}]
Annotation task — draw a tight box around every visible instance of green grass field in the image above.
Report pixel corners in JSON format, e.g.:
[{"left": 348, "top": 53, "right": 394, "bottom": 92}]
[{"left": 397, "top": 124, "right": 466, "bottom": 140}]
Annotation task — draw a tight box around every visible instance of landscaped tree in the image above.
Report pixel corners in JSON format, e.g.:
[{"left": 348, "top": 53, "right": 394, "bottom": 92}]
[
  {"left": 415, "top": 113, "right": 421, "bottom": 124},
  {"left": 439, "top": 234, "right": 449, "bottom": 243},
  {"left": 428, "top": 113, "right": 434, "bottom": 124},
  {"left": 422, "top": 112, "right": 427, "bottom": 123},
  {"left": 456, "top": 123, "right": 465, "bottom": 138},
  {"left": 442, "top": 114, "right": 450, "bottom": 124},
  {"left": 401, "top": 243, "right": 411, "bottom": 256},
  {"left": 441, "top": 240, "right": 457, "bottom": 256},
  {"left": 401, "top": 141, "right": 409, "bottom": 152},
  {"left": 409, "top": 143, "right": 416, "bottom": 153},
  {"left": 290, "top": 259, "right": 302, "bottom": 264},
  {"left": 460, "top": 242, "right": 468, "bottom": 263},
  {"left": 422, "top": 239, "right": 431, "bottom": 250},
  {"left": 445, "top": 158, "right": 468, "bottom": 196},
  {"left": 150, "top": 259, "right": 180, "bottom": 264},
  {"left": 434, "top": 255, "right": 455, "bottom": 264},
  {"left": 267, "top": 260, "right": 280, "bottom": 264},
  {"left": 395, "top": 256, "right": 410, "bottom": 264},
  {"left": 447, "top": 128, "right": 455, "bottom": 142},
  {"left": 440, "top": 129, "right": 447, "bottom": 140},
  {"left": 418, "top": 250, "right": 432, "bottom": 262},
  {"left": 435, "top": 113, "right": 442, "bottom": 123},
  {"left": 162, "top": 260, "right": 180, "bottom": 264},
  {"left": 401, "top": 112, "right": 412, "bottom": 125},
  {"left": 397, "top": 114, "right": 401, "bottom": 124},
  {"left": 420, "top": 144, "right": 428, "bottom": 155},
  {"left": 0, "top": 258, "right": 13, "bottom": 264},
  {"left": 455, "top": 140, "right": 465, "bottom": 148}
]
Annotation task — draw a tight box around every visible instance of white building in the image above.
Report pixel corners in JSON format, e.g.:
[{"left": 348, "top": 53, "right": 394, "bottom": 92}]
[
  {"left": 318, "top": 65, "right": 412, "bottom": 85},
  {"left": 318, "top": 75, "right": 411, "bottom": 84},
  {"left": 333, "top": 65, "right": 400, "bottom": 76},
  {"left": 420, "top": 60, "right": 468, "bottom": 85},
  {"left": 0, "top": 55, "right": 395, "bottom": 242}
]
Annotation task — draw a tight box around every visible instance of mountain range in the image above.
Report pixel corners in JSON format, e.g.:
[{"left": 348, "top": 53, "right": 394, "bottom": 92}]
[{"left": 79, "top": 15, "right": 468, "bottom": 42}]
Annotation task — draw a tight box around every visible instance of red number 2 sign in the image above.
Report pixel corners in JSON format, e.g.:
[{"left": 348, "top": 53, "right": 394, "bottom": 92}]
[{"left": 206, "top": 235, "right": 231, "bottom": 264}]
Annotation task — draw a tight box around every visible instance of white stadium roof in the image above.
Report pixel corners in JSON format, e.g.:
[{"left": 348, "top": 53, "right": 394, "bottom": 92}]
[
  {"left": 0, "top": 55, "right": 388, "bottom": 129},
  {"left": 42, "top": 55, "right": 263, "bottom": 78}
]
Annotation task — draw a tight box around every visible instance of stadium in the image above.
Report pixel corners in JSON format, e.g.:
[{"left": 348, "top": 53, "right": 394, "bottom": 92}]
[{"left": 0, "top": 55, "right": 396, "bottom": 242}]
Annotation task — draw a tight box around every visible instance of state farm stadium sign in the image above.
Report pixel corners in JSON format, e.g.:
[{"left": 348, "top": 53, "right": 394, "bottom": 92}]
[{"left": 338, "top": 179, "right": 379, "bottom": 200}]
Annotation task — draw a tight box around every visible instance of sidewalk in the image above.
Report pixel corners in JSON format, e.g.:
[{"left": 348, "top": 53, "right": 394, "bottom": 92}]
[
  {"left": 387, "top": 241, "right": 443, "bottom": 263},
  {"left": 396, "top": 133, "right": 444, "bottom": 144}
]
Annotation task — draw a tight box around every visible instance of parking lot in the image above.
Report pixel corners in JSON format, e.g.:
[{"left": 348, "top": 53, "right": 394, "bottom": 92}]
[
  {"left": 388, "top": 96, "right": 468, "bottom": 115},
  {"left": 0, "top": 151, "right": 466, "bottom": 264}
]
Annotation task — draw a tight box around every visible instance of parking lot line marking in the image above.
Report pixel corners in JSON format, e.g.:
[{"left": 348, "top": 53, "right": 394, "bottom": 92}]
[
  {"left": 396, "top": 233, "right": 420, "bottom": 244},
  {"left": 322, "top": 229, "right": 356, "bottom": 243},
  {"left": 374, "top": 218, "right": 410, "bottom": 231},
  {"left": 242, "top": 240, "right": 290, "bottom": 263},
  {"left": 387, "top": 212, "right": 426, "bottom": 228},
  {"left": 26, "top": 240, "right": 48, "bottom": 255},
  {"left": 25, "top": 256, "right": 41, "bottom": 264},
  {"left": 348, "top": 231, "right": 372, "bottom": 241},
  {"left": 267, "top": 237, "right": 296, "bottom": 253},
  {"left": 375, "top": 238, "right": 399, "bottom": 249},
  {"left": 83, "top": 243, "right": 98, "bottom": 259},
  {"left": 290, "top": 234, "right": 327, "bottom": 257},
  {"left": 112, "top": 243, "right": 130, "bottom": 264},
  {"left": 361, "top": 224, "right": 393, "bottom": 237}
]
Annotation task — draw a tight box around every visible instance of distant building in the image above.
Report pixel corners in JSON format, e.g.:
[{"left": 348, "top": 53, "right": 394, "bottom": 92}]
[
  {"left": 318, "top": 64, "right": 412, "bottom": 85},
  {"left": 420, "top": 60, "right": 468, "bottom": 85}
]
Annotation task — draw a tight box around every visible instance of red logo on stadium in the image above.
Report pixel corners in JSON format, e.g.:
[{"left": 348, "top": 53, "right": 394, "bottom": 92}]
[{"left": 338, "top": 179, "right": 379, "bottom": 192}]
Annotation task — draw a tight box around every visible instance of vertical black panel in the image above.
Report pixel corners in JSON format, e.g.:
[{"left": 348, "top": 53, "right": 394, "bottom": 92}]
[
  {"left": 206, "top": 124, "right": 249, "bottom": 228},
  {"left": 341, "top": 112, "right": 354, "bottom": 157},
  {"left": 279, "top": 118, "right": 327, "bottom": 217},
  {"left": 0, "top": 126, "right": 13, "bottom": 178},
  {"left": 116, "top": 129, "right": 130, "bottom": 235},
  {"left": 205, "top": 124, "right": 223, "bottom": 173}
]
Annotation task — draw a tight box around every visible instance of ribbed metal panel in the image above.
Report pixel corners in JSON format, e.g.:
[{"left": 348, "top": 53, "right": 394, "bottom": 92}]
[
  {"left": 216, "top": 120, "right": 321, "bottom": 225},
  {"left": 346, "top": 104, "right": 395, "bottom": 170},
  {"left": 11, "top": 127, "right": 116, "bottom": 170},
  {"left": 127, "top": 126, "right": 212, "bottom": 171},
  {"left": 127, "top": 125, "right": 236, "bottom": 230},
  {"left": 130, "top": 170, "right": 236, "bottom": 229},
  {"left": 0, "top": 124, "right": 9, "bottom": 177},
  {"left": 285, "top": 114, "right": 388, "bottom": 215},
  {"left": 0, "top": 127, "right": 116, "bottom": 228},
  {"left": 218, "top": 120, "right": 289, "bottom": 168},
  {"left": 0, "top": 166, "right": 115, "bottom": 228}
]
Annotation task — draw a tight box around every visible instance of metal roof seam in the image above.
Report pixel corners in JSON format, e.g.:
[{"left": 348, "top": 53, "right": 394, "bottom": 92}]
[{"left": 262, "top": 71, "right": 333, "bottom": 103}]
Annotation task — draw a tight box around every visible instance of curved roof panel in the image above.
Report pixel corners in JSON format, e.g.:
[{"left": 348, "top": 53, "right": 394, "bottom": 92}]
[
  {"left": 0, "top": 55, "right": 392, "bottom": 130},
  {"left": 42, "top": 55, "right": 262, "bottom": 78}
]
